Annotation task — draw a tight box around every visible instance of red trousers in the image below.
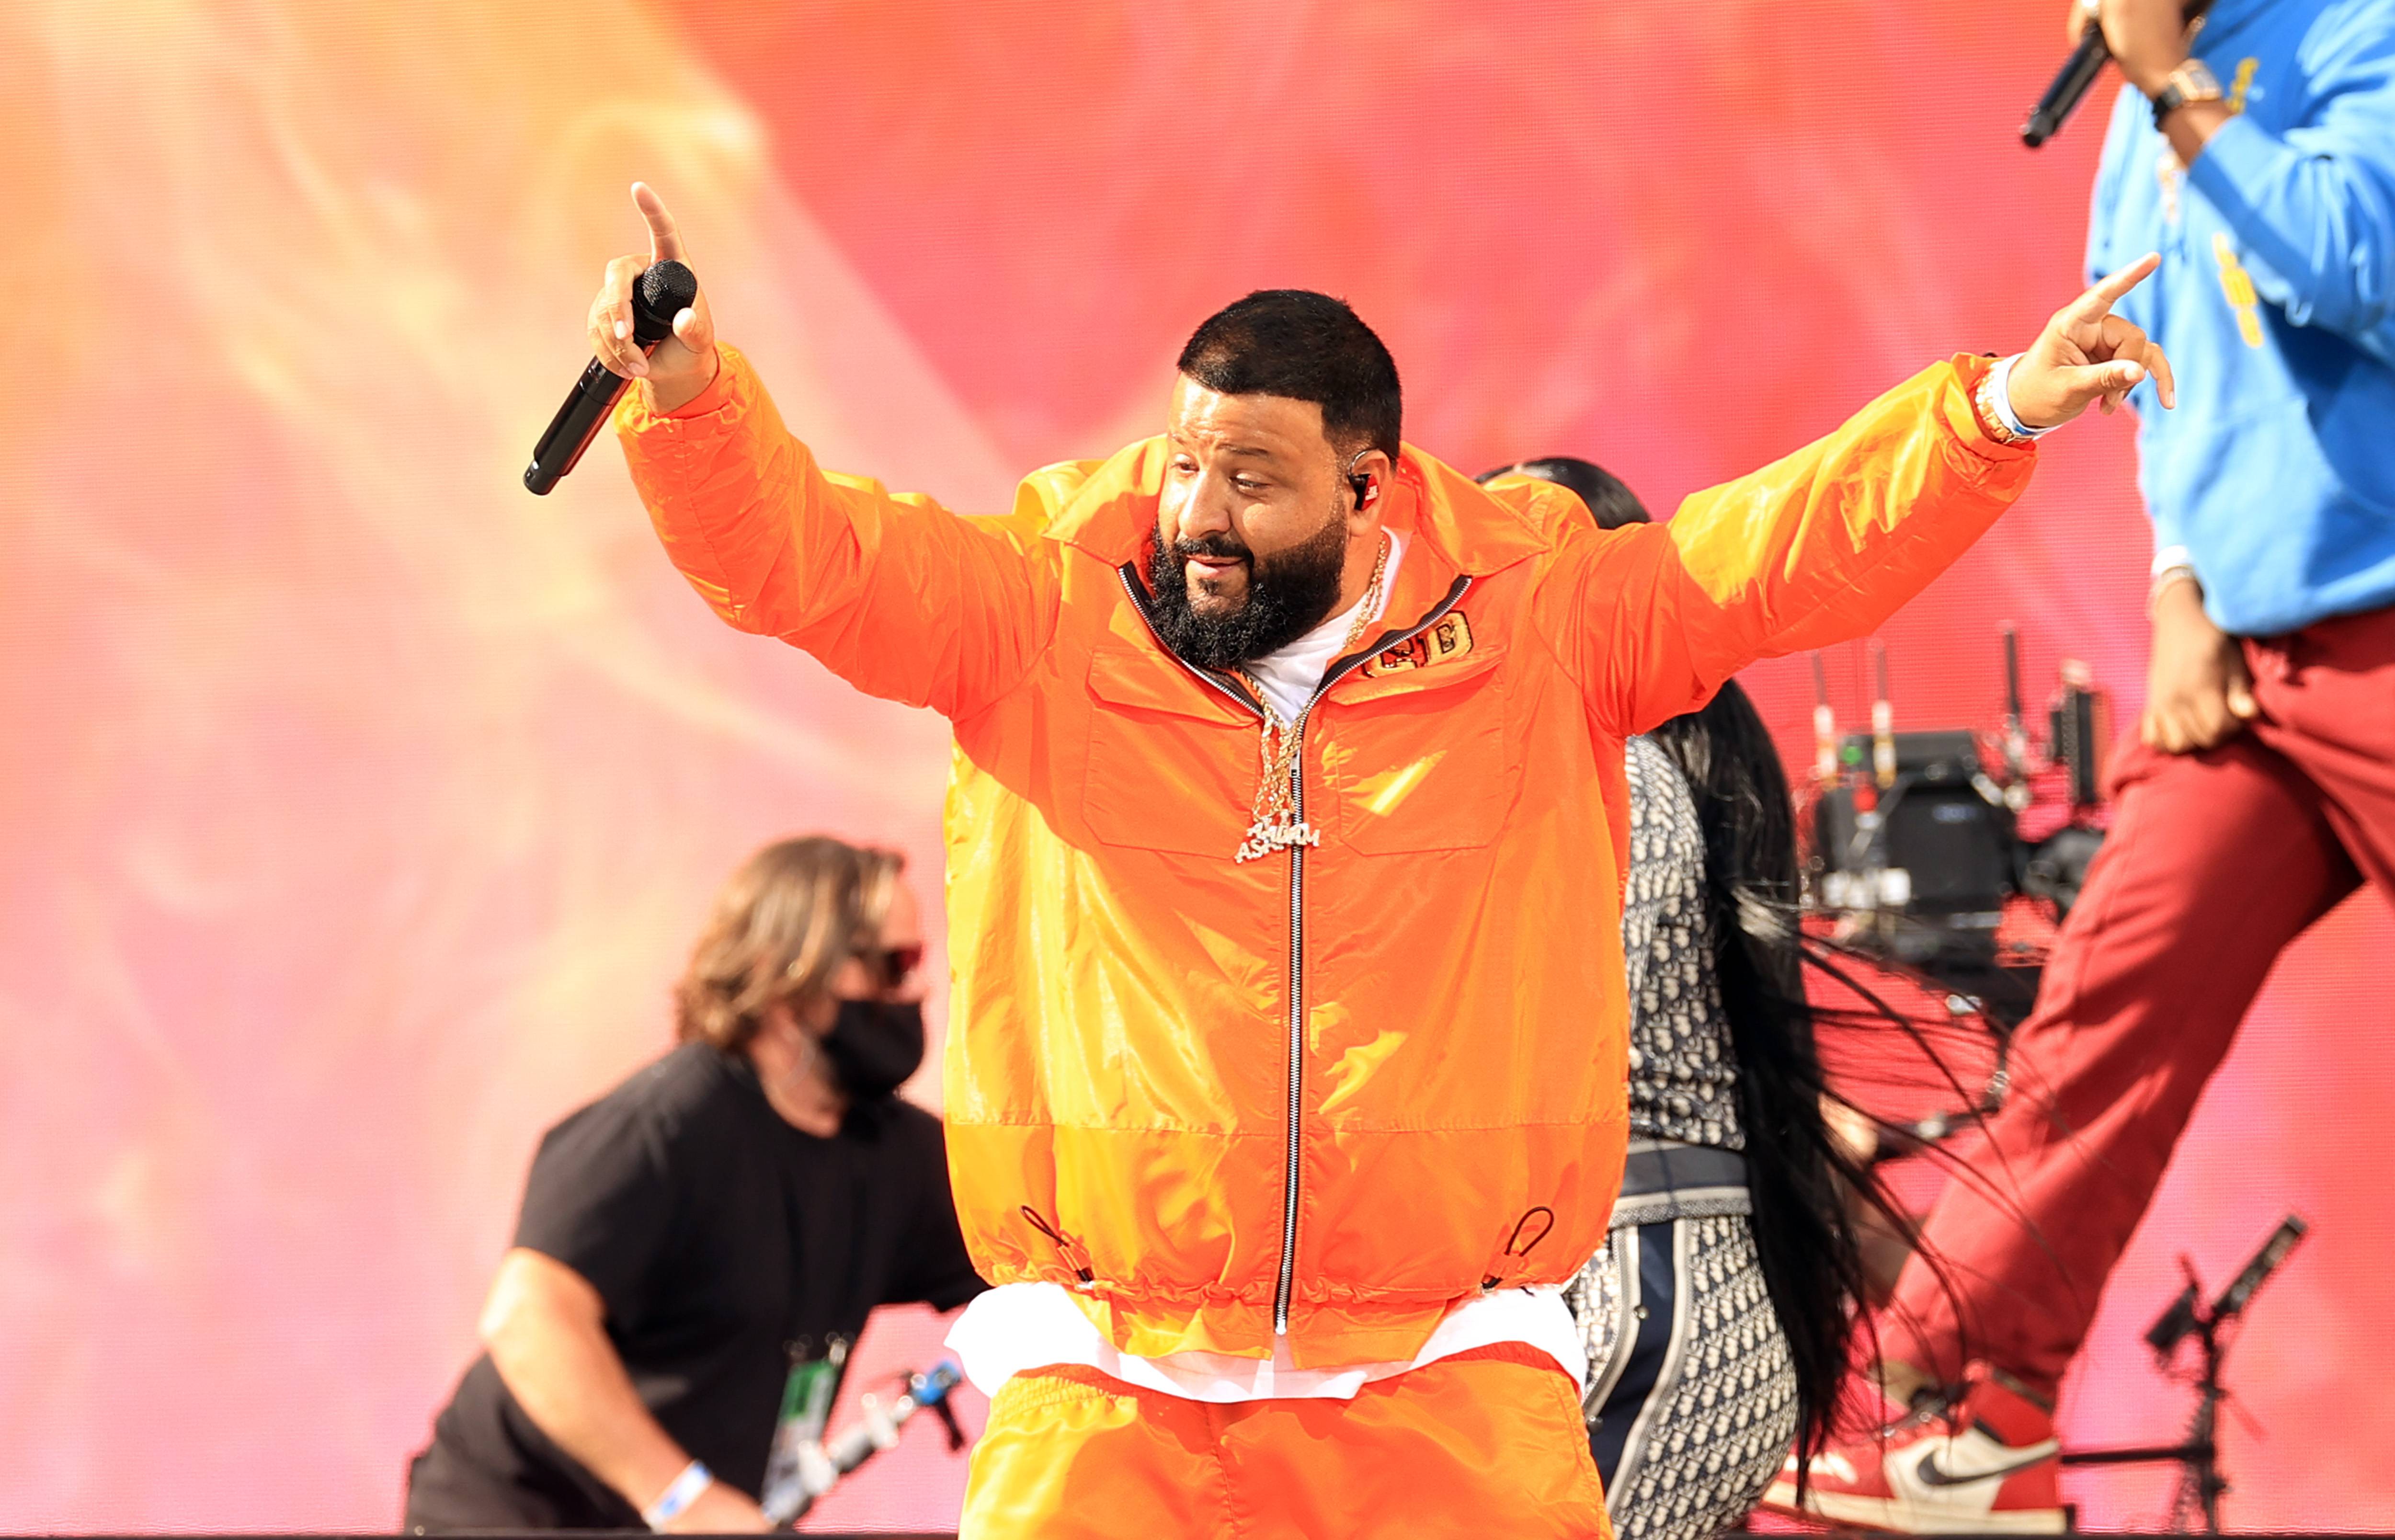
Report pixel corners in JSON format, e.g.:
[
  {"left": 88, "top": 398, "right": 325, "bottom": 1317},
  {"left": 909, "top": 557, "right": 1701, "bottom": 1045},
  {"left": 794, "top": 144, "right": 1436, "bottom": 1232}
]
[{"left": 1888, "top": 605, "right": 2395, "bottom": 1397}]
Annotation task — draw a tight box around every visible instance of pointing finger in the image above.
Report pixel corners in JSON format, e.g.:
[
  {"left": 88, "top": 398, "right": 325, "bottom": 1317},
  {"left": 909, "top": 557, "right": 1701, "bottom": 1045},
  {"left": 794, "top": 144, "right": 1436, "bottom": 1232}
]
[
  {"left": 632, "top": 181, "right": 685, "bottom": 263},
  {"left": 2067, "top": 251, "right": 2162, "bottom": 323}
]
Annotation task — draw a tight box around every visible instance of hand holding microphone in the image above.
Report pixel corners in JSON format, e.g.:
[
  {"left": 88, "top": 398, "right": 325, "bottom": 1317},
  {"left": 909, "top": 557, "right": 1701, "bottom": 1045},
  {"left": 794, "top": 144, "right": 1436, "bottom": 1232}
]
[
  {"left": 2022, "top": 7, "right": 2110, "bottom": 148},
  {"left": 525, "top": 184, "right": 717, "bottom": 493},
  {"left": 588, "top": 184, "right": 718, "bottom": 409},
  {"left": 2023, "top": 0, "right": 2213, "bottom": 148}
]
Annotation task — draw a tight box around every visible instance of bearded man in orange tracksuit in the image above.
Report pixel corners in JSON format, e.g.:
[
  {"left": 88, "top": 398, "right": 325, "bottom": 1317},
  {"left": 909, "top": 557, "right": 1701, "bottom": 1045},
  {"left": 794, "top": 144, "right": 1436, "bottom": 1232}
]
[{"left": 585, "top": 183, "right": 2170, "bottom": 1539}]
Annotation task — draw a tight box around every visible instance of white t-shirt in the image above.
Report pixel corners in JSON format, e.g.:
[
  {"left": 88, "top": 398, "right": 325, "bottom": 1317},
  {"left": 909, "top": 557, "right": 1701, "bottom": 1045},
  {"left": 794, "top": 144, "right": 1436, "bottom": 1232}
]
[
  {"left": 1238, "top": 528, "right": 1407, "bottom": 721},
  {"left": 947, "top": 1278, "right": 1584, "bottom": 1404},
  {"left": 945, "top": 525, "right": 1585, "bottom": 1403}
]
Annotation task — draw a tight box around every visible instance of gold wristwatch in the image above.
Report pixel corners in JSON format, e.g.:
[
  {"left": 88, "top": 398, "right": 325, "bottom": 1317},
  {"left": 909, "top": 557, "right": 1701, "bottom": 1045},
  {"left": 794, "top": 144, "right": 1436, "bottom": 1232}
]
[
  {"left": 2151, "top": 59, "right": 2223, "bottom": 126},
  {"left": 1973, "top": 365, "right": 2035, "bottom": 447}
]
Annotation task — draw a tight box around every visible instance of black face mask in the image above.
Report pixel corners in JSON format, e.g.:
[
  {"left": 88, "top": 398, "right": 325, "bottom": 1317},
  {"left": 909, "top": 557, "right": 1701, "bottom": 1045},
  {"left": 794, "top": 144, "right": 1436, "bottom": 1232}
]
[{"left": 820, "top": 999, "right": 924, "bottom": 1100}]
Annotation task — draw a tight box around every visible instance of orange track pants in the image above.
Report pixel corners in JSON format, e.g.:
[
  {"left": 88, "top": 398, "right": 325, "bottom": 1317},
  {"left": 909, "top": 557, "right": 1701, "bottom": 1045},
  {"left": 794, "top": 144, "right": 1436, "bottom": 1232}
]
[{"left": 957, "top": 1342, "right": 1612, "bottom": 1540}]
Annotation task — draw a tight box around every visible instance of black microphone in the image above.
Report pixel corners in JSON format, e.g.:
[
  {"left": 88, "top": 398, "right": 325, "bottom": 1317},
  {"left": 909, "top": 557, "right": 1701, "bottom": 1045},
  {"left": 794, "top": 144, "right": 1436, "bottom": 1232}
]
[
  {"left": 2022, "top": 20, "right": 2111, "bottom": 148},
  {"left": 2025, "top": 1, "right": 2214, "bottom": 148},
  {"left": 524, "top": 259, "right": 699, "bottom": 495}
]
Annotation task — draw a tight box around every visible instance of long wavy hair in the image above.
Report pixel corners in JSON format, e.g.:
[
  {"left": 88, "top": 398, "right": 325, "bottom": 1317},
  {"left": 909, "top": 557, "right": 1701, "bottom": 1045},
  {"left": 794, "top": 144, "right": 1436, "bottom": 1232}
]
[
  {"left": 673, "top": 836, "right": 905, "bottom": 1055},
  {"left": 1481, "top": 456, "right": 1894, "bottom": 1485}
]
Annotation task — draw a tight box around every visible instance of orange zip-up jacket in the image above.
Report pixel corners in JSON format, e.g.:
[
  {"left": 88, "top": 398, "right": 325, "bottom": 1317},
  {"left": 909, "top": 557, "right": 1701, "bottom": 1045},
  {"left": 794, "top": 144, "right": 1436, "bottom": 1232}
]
[{"left": 618, "top": 346, "right": 2033, "bottom": 1370}]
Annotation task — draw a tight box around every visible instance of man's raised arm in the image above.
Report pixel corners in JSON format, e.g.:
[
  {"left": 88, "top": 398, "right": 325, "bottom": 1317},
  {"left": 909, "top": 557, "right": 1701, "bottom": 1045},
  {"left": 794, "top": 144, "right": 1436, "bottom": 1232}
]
[
  {"left": 1555, "top": 255, "right": 2175, "bottom": 736},
  {"left": 594, "top": 184, "right": 1054, "bottom": 719}
]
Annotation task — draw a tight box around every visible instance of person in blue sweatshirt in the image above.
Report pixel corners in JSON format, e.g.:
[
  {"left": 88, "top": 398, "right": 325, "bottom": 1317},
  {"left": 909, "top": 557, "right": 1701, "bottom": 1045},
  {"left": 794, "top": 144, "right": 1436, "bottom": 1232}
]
[{"left": 1773, "top": 0, "right": 2395, "bottom": 1530}]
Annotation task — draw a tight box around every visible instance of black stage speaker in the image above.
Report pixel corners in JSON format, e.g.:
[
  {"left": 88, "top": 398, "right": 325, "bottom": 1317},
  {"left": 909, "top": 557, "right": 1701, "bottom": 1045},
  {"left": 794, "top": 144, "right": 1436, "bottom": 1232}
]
[{"left": 1817, "top": 733, "right": 2014, "bottom": 908}]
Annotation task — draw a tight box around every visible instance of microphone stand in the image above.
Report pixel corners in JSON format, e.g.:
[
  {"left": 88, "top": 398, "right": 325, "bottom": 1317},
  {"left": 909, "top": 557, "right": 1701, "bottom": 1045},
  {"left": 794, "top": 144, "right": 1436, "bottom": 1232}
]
[{"left": 2057, "top": 1215, "right": 2307, "bottom": 1534}]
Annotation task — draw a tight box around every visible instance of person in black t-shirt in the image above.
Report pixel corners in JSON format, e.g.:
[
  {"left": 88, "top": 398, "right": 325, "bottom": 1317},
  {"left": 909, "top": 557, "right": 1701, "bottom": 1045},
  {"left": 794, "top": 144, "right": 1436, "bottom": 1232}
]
[{"left": 404, "top": 837, "right": 987, "bottom": 1533}]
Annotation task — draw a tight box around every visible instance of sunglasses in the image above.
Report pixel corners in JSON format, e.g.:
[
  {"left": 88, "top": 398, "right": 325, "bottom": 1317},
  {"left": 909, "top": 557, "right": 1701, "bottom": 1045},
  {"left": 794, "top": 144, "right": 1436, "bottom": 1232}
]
[{"left": 860, "top": 944, "right": 925, "bottom": 992}]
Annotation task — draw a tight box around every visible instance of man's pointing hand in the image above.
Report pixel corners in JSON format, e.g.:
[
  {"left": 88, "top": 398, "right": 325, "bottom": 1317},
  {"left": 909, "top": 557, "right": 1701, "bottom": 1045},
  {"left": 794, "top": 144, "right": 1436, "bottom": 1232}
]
[
  {"left": 587, "top": 183, "right": 720, "bottom": 415},
  {"left": 2008, "top": 251, "right": 2177, "bottom": 430}
]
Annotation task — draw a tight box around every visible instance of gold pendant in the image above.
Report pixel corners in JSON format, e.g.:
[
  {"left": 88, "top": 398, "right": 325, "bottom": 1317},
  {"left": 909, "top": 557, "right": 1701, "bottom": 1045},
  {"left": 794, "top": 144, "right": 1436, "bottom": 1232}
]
[
  {"left": 1236, "top": 816, "right": 1319, "bottom": 863},
  {"left": 1229, "top": 530, "right": 1391, "bottom": 863}
]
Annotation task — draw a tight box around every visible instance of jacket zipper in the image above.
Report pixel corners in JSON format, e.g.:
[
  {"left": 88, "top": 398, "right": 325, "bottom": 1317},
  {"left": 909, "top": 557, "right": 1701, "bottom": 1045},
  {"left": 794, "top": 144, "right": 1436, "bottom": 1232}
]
[{"left": 1116, "top": 565, "right": 1474, "bottom": 1334}]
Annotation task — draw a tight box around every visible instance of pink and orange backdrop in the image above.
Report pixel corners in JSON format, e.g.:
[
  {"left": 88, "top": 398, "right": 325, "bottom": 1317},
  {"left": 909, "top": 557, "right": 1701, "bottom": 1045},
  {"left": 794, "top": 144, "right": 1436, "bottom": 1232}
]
[{"left": 5, "top": 0, "right": 2388, "bottom": 1530}]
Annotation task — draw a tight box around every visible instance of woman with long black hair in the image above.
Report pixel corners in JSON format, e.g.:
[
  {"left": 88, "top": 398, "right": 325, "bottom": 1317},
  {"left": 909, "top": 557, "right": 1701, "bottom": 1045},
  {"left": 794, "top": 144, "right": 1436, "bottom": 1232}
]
[{"left": 1480, "top": 457, "right": 1887, "bottom": 1540}]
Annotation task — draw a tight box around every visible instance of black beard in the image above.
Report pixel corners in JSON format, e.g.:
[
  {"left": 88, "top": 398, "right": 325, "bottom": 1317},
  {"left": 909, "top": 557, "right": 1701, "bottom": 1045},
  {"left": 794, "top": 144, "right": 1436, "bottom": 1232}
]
[{"left": 1144, "top": 508, "right": 1349, "bottom": 671}]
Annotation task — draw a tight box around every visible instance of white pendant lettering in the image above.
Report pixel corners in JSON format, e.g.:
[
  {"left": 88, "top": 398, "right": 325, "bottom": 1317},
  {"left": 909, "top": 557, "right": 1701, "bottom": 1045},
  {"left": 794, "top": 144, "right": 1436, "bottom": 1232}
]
[{"left": 1236, "top": 817, "right": 1321, "bottom": 863}]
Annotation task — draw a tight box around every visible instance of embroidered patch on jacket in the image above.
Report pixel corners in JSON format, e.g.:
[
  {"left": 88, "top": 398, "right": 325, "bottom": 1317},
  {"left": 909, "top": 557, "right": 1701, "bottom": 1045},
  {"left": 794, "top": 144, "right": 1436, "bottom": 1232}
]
[
  {"left": 1363, "top": 611, "right": 1474, "bottom": 677},
  {"left": 2213, "top": 232, "right": 2267, "bottom": 349},
  {"left": 2228, "top": 57, "right": 2258, "bottom": 114}
]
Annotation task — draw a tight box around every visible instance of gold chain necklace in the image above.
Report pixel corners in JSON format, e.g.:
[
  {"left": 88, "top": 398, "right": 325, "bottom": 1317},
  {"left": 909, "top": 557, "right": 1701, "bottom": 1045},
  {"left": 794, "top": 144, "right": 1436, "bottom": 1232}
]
[{"left": 1231, "top": 533, "right": 1391, "bottom": 863}]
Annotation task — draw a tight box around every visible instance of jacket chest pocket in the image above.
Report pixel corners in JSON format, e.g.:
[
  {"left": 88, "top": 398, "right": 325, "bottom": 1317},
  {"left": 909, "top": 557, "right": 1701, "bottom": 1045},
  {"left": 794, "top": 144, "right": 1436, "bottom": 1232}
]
[
  {"left": 1081, "top": 647, "right": 1257, "bottom": 856},
  {"left": 1321, "top": 649, "right": 1517, "bottom": 855}
]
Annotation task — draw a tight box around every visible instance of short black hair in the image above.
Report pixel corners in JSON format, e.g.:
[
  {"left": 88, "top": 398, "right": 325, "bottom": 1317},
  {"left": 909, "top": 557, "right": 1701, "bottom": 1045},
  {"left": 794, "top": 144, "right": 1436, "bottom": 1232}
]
[
  {"left": 1177, "top": 290, "right": 1402, "bottom": 462},
  {"left": 1475, "top": 456, "right": 1650, "bottom": 531}
]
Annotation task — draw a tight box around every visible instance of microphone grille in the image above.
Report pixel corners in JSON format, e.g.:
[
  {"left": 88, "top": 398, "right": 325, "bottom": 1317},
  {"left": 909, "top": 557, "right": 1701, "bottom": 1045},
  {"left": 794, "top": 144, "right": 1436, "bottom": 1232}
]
[{"left": 635, "top": 260, "right": 699, "bottom": 326}]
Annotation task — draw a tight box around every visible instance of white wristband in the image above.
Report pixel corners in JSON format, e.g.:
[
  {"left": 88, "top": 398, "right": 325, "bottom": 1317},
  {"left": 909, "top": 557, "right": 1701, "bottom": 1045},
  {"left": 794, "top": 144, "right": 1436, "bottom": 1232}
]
[
  {"left": 642, "top": 1460, "right": 713, "bottom": 1531},
  {"left": 1985, "top": 354, "right": 2059, "bottom": 440}
]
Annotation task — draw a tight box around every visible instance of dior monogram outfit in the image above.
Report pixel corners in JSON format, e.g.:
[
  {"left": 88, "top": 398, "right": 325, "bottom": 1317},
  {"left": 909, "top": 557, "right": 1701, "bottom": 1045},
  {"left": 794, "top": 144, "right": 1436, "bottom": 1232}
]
[{"left": 1564, "top": 734, "right": 1800, "bottom": 1539}]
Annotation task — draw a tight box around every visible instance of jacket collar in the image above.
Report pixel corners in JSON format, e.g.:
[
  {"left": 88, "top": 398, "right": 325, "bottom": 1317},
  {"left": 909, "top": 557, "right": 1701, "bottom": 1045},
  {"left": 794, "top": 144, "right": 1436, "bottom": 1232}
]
[{"left": 1044, "top": 438, "right": 1558, "bottom": 582}]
